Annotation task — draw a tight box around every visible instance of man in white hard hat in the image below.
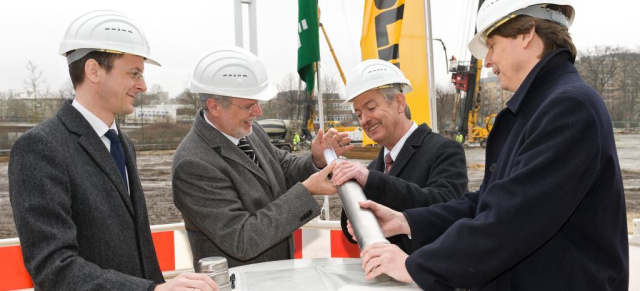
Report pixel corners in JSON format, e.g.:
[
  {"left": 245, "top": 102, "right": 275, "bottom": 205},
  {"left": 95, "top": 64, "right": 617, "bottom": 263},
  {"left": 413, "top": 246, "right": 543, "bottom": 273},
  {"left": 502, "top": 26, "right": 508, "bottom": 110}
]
[
  {"left": 359, "top": 1, "right": 629, "bottom": 290},
  {"left": 172, "top": 46, "right": 352, "bottom": 268},
  {"left": 329, "top": 59, "right": 467, "bottom": 253},
  {"left": 9, "top": 11, "right": 217, "bottom": 291}
]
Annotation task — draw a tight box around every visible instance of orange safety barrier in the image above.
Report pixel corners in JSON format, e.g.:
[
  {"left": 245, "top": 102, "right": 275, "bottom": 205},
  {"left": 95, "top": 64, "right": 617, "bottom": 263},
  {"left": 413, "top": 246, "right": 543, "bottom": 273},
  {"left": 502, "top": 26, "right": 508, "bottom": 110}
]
[
  {"left": 151, "top": 231, "right": 176, "bottom": 272},
  {"left": 0, "top": 244, "right": 33, "bottom": 290}
]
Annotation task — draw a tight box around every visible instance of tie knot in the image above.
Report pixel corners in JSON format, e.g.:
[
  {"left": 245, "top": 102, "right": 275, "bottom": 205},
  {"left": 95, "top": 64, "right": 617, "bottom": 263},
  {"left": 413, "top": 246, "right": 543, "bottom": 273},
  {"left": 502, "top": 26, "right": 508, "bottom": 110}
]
[
  {"left": 104, "top": 129, "right": 120, "bottom": 144},
  {"left": 385, "top": 153, "right": 393, "bottom": 165},
  {"left": 238, "top": 137, "right": 259, "bottom": 167},
  {"left": 238, "top": 137, "right": 249, "bottom": 147},
  {"left": 384, "top": 153, "right": 393, "bottom": 174}
]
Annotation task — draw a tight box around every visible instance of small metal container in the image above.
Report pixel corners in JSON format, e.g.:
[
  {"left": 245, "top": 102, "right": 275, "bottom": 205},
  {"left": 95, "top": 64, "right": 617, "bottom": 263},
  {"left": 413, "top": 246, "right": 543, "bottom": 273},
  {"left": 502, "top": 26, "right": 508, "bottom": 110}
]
[{"left": 196, "top": 257, "right": 231, "bottom": 289}]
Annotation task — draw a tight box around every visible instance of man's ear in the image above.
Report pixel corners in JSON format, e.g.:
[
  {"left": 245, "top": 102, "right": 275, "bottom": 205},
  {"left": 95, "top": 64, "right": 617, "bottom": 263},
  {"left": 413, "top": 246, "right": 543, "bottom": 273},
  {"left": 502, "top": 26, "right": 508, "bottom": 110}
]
[
  {"left": 395, "top": 93, "right": 407, "bottom": 113},
  {"left": 207, "top": 98, "right": 221, "bottom": 117},
  {"left": 521, "top": 25, "right": 536, "bottom": 48},
  {"left": 85, "top": 59, "right": 101, "bottom": 84}
]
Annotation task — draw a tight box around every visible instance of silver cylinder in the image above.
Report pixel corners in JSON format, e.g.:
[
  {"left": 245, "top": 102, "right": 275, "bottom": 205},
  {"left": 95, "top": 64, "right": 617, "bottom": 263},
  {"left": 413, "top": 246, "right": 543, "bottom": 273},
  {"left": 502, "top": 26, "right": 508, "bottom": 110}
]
[
  {"left": 338, "top": 181, "right": 390, "bottom": 250},
  {"left": 196, "top": 257, "right": 232, "bottom": 291}
]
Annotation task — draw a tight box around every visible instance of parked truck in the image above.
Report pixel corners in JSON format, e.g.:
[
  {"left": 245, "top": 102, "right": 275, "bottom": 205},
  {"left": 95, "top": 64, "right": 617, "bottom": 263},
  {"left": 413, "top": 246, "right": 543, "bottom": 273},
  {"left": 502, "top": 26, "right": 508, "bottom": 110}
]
[{"left": 256, "top": 119, "right": 302, "bottom": 152}]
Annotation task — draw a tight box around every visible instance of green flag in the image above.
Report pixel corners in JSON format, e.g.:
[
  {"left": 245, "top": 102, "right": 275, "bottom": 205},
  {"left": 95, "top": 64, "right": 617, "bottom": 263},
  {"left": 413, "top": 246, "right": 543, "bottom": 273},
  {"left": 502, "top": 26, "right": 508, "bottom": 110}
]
[{"left": 297, "top": 0, "right": 319, "bottom": 94}]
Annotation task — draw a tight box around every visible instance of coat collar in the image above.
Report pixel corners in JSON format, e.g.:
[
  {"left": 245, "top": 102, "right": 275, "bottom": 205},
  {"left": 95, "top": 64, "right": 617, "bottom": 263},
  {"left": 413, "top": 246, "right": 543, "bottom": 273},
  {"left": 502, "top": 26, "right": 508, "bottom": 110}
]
[
  {"left": 506, "top": 49, "right": 573, "bottom": 115},
  {"left": 377, "top": 123, "right": 431, "bottom": 175},
  {"left": 192, "top": 109, "right": 268, "bottom": 182},
  {"left": 57, "top": 100, "right": 135, "bottom": 216}
]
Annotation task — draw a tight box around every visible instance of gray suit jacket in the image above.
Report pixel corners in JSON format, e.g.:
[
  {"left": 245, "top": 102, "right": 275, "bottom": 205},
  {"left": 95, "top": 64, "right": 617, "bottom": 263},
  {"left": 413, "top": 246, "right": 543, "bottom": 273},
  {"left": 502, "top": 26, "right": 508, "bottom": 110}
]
[
  {"left": 341, "top": 123, "right": 468, "bottom": 252},
  {"left": 9, "top": 101, "right": 163, "bottom": 290},
  {"left": 172, "top": 110, "right": 321, "bottom": 268}
]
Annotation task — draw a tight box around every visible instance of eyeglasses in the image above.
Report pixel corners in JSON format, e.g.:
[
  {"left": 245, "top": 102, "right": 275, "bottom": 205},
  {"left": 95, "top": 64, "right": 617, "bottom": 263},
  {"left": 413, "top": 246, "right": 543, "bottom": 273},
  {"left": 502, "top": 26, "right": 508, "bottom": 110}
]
[
  {"left": 228, "top": 101, "right": 260, "bottom": 112},
  {"left": 98, "top": 62, "right": 145, "bottom": 81}
]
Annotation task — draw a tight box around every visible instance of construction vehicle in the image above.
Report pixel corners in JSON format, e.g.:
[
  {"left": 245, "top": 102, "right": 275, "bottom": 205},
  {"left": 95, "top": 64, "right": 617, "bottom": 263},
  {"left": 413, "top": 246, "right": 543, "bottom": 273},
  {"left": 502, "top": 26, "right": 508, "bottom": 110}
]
[
  {"left": 446, "top": 0, "right": 496, "bottom": 148},
  {"left": 449, "top": 55, "right": 496, "bottom": 148},
  {"left": 256, "top": 119, "right": 301, "bottom": 152}
]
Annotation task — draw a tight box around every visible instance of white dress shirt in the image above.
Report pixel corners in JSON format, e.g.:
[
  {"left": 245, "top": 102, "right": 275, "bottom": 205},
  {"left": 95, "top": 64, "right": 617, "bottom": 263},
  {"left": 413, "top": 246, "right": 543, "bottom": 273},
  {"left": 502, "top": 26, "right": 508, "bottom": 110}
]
[{"left": 72, "top": 100, "right": 130, "bottom": 193}]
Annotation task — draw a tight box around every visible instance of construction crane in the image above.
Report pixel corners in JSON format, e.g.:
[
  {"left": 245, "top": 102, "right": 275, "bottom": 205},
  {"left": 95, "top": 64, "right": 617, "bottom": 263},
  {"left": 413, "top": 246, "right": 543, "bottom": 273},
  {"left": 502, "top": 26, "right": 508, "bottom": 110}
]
[{"left": 447, "top": 0, "right": 496, "bottom": 148}]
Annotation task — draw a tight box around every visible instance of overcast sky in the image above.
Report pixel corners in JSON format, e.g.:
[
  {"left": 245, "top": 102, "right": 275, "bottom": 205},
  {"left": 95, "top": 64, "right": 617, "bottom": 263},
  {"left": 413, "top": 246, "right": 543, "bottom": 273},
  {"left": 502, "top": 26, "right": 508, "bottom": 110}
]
[{"left": 1, "top": 0, "right": 639, "bottom": 98}]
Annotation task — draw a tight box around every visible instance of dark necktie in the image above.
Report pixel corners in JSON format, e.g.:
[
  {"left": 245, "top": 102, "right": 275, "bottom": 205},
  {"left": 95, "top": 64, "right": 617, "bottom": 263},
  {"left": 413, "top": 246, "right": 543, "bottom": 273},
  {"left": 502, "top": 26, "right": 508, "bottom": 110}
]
[
  {"left": 238, "top": 137, "right": 259, "bottom": 167},
  {"left": 384, "top": 153, "right": 393, "bottom": 174},
  {"left": 104, "top": 129, "right": 128, "bottom": 191}
]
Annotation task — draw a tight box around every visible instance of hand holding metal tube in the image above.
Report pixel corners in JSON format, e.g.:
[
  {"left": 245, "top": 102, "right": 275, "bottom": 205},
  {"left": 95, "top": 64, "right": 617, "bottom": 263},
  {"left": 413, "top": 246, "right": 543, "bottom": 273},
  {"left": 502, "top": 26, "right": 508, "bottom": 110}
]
[
  {"left": 356, "top": 200, "right": 413, "bottom": 283},
  {"left": 311, "top": 128, "right": 353, "bottom": 168},
  {"left": 355, "top": 200, "right": 412, "bottom": 238},
  {"left": 322, "top": 148, "right": 390, "bottom": 250}
]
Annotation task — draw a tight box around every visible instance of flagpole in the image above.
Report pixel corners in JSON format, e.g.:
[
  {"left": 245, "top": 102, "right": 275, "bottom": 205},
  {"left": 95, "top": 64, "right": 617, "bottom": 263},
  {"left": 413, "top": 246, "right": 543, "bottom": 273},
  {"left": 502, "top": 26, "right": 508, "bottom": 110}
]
[
  {"left": 424, "top": 0, "right": 439, "bottom": 133},
  {"left": 316, "top": 61, "right": 330, "bottom": 221}
]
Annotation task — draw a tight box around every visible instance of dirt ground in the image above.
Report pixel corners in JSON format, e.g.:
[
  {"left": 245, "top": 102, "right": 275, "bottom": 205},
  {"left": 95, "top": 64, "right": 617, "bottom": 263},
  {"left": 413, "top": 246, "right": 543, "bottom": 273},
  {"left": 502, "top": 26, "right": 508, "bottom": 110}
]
[{"left": 1, "top": 135, "right": 639, "bottom": 239}]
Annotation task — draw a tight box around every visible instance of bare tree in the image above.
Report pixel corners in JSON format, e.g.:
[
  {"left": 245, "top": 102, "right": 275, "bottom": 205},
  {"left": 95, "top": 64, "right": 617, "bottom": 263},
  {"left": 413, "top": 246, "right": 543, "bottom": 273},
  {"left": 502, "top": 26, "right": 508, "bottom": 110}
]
[
  {"left": 57, "top": 80, "right": 75, "bottom": 100},
  {"left": 23, "top": 61, "right": 47, "bottom": 122},
  {"left": 577, "top": 46, "right": 640, "bottom": 124},
  {"left": 618, "top": 52, "right": 640, "bottom": 128},
  {"left": 174, "top": 89, "right": 200, "bottom": 116},
  {"left": 320, "top": 74, "right": 342, "bottom": 122},
  {"left": 578, "top": 46, "right": 630, "bottom": 119},
  {"left": 273, "top": 74, "right": 303, "bottom": 120},
  {"left": 436, "top": 85, "right": 456, "bottom": 134}
]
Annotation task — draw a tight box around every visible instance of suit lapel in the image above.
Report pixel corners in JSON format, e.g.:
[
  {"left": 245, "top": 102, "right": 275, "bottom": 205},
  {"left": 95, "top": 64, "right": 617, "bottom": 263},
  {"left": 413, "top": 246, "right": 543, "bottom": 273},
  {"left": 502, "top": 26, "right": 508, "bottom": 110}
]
[
  {"left": 388, "top": 124, "right": 431, "bottom": 176},
  {"left": 246, "top": 132, "right": 281, "bottom": 196},
  {"left": 120, "top": 132, "right": 141, "bottom": 215},
  {"left": 372, "top": 148, "right": 385, "bottom": 172},
  {"left": 58, "top": 101, "right": 135, "bottom": 217}
]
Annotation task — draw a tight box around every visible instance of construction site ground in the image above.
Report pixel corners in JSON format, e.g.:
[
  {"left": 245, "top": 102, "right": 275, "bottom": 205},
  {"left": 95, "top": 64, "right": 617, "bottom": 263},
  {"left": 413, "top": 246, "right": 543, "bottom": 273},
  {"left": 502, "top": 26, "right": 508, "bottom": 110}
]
[{"left": 1, "top": 133, "right": 639, "bottom": 239}]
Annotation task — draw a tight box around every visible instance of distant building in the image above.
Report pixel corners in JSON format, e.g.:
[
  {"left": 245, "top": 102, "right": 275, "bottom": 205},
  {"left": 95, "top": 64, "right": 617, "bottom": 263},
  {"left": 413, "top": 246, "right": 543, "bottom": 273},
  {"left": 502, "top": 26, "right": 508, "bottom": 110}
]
[
  {"left": 479, "top": 73, "right": 511, "bottom": 118},
  {"left": 314, "top": 93, "right": 357, "bottom": 127},
  {"left": 124, "top": 104, "right": 179, "bottom": 124}
]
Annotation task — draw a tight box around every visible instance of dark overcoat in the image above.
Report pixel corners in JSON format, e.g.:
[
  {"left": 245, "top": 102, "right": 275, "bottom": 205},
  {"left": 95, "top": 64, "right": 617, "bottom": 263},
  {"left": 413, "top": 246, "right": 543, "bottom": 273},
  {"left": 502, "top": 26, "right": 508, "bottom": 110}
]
[
  {"left": 9, "top": 101, "right": 163, "bottom": 290},
  {"left": 340, "top": 123, "right": 468, "bottom": 252},
  {"left": 404, "top": 50, "right": 628, "bottom": 290}
]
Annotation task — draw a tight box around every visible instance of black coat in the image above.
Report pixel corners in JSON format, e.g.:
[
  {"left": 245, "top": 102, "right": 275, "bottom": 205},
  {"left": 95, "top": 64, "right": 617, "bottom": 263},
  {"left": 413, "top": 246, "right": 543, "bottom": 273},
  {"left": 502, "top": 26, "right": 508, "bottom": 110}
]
[
  {"left": 405, "top": 50, "right": 629, "bottom": 290},
  {"left": 341, "top": 123, "right": 468, "bottom": 252},
  {"left": 9, "top": 101, "right": 164, "bottom": 290}
]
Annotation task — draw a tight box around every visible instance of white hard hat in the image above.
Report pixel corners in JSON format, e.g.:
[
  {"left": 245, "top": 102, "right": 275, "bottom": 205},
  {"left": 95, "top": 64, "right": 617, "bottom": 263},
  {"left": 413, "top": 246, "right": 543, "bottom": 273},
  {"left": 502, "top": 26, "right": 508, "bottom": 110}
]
[
  {"left": 344, "top": 59, "right": 412, "bottom": 103},
  {"left": 59, "top": 10, "right": 160, "bottom": 66},
  {"left": 190, "top": 46, "right": 277, "bottom": 101},
  {"left": 468, "top": 0, "right": 574, "bottom": 59}
]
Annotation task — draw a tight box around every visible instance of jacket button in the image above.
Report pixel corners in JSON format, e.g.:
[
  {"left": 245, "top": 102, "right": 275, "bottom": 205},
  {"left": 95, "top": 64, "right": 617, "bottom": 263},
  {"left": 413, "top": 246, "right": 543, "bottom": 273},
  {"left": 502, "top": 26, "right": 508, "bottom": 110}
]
[{"left": 489, "top": 163, "right": 496, "bottom": 172}]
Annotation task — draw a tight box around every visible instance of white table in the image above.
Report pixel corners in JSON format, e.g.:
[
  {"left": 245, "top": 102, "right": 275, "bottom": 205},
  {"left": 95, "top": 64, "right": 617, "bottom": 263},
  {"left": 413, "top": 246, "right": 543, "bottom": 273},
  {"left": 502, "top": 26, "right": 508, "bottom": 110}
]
[{"left": 227, "top": 258, "right": 420, "bottom": 291}]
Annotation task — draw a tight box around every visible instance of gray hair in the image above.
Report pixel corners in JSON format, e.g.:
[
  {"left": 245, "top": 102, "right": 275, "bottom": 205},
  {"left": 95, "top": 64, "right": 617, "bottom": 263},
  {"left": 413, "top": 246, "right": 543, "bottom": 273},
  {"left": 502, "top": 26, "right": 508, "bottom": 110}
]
[
  {"left": 200, "top": 93, "right": 231, "bottom": 111},
  {"left": 378, "top": 84, "right": 411, "bottom": 119}
]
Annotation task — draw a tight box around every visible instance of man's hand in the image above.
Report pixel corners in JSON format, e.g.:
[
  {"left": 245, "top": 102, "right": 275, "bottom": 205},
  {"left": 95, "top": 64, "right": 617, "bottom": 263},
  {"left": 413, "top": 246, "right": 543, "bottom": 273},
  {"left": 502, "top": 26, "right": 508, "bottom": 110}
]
[
  {"left": 155, "top": 272, "right": 218, "bottom": 291},
  {"left": 311, "top": 128, "right": 353, "bottom": 168},
  {"left": 360, "top": 243, "right": 413, "bottom": 283},
  {"left": 302, "top": 162, "right": 338, "bottom": 195},
  {"left": 359, "top": 200, "right": 410, "bottom": 237},
  {"left": 331, "top": 160, "right": 369, "bottom": 187}
]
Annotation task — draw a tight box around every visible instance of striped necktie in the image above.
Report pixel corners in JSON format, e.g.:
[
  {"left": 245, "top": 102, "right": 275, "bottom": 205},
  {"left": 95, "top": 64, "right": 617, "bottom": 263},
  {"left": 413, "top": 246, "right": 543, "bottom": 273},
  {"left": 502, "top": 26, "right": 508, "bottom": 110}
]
[{"left": 238, "top": 137, "right": 259, "bottom": 167}]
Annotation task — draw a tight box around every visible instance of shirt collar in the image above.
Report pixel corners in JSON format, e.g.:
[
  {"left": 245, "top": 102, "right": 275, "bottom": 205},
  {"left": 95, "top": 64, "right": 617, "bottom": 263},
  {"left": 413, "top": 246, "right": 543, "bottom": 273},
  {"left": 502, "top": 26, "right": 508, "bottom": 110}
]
[
  {"left": 384, "top": 122, "right": 418, "bottom": 161},
  {"left": 71, "top": 99, "right": 117, "bottom": 137},
  {"left": 203, "top": 111, "right": 242, "bottom": 145}
]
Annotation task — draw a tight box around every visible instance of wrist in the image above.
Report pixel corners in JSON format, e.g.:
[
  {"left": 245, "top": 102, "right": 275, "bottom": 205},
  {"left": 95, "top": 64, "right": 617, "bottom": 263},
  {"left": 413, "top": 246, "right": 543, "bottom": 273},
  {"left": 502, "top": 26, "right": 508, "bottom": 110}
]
[
  {"left": 312, "top": 155, "right": 326, "bottom": 168},
  {"left": 398, "top": 212, "right": 411, "bottom": 236}
]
